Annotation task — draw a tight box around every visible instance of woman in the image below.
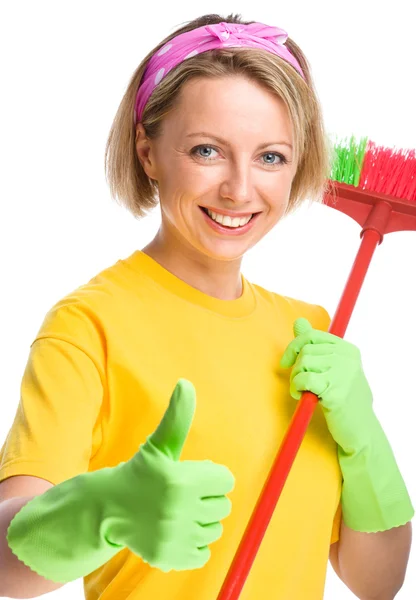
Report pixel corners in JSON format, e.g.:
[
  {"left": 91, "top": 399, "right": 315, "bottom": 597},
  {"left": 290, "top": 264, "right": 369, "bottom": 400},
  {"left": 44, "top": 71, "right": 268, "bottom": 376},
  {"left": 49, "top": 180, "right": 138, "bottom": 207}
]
[{"left": 0, "top": 12, "right": 413, "bottom": 600}]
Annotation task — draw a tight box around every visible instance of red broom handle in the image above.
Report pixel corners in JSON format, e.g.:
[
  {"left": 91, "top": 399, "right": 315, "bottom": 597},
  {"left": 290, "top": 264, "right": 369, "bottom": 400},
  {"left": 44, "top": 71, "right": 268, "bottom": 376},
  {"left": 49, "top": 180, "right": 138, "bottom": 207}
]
[{"left": 217, "top": 213, "right": 388, "bottom": 599}]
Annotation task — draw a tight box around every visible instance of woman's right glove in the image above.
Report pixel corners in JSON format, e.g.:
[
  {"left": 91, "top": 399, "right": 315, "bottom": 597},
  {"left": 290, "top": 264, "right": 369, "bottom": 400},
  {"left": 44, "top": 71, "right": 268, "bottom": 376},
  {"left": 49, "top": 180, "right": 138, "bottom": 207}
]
[{"left": 7, "top": 378, "right": 235, "bottom": 583}]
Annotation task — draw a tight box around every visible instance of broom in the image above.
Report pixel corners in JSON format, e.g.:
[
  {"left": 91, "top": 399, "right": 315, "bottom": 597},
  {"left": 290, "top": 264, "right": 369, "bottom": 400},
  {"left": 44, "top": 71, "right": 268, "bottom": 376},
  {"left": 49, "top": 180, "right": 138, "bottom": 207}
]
[{"left": 216, "top": 135, "right": 416, "bottom": 600}]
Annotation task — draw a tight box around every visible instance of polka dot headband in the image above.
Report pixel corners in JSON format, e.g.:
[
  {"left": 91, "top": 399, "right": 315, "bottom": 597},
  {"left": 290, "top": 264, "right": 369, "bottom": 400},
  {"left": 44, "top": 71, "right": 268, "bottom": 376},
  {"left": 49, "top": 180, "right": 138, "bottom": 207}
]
[{"left": 134, "top": 21, "right": 305, "bottom": 124}]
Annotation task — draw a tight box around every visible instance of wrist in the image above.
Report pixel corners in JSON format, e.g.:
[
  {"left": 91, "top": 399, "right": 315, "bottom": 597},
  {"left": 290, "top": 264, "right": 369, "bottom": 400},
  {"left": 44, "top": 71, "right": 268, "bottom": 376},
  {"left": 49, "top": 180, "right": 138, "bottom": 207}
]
[
  {"left": 338, "top": 418, "right": 414, "bottom": 532},
  {"left": 6, "top": 466, "right": 126, "bottom": 584}
]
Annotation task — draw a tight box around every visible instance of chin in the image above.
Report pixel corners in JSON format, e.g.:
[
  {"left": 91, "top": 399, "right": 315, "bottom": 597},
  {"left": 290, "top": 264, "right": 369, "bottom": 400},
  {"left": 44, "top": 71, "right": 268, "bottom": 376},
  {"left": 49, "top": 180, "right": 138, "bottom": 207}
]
[{"left": 197, "top": 240, "right": 254, "bottom": 262}]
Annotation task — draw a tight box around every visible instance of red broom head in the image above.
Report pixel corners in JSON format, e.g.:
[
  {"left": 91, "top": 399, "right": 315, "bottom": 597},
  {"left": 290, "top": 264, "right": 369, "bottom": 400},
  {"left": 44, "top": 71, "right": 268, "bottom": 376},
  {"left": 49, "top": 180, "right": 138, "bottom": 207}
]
[{"left": 324, "top": 136, "right": 416, "bottom": 234}]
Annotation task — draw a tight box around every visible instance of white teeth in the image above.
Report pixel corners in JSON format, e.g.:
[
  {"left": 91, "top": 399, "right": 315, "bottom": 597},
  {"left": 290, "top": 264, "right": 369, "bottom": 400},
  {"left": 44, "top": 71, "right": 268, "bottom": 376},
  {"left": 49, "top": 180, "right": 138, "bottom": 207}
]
[{"left": 206, "top": 209, "right": 252, "bottom": 227}]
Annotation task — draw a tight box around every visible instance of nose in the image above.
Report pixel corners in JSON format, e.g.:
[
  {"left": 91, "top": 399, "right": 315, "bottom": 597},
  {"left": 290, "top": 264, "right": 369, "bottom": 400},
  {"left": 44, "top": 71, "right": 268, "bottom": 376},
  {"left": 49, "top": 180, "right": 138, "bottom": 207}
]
[{"left": 219, "top": 160, "right": 253, "bottom": 206}]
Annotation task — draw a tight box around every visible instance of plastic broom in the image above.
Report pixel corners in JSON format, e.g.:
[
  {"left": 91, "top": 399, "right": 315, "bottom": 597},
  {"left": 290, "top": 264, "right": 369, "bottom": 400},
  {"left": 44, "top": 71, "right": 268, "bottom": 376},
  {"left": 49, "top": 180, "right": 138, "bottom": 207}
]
[{"left": 216, "top": 135, "right": 416, "bottom": 600}]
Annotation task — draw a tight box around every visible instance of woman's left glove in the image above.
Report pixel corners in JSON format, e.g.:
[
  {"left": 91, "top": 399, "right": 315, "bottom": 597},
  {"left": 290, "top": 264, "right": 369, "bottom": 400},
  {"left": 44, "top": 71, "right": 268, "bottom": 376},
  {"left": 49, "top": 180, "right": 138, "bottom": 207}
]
[{"left": 279, "top": 317, "right": 414, "bottom": 533}]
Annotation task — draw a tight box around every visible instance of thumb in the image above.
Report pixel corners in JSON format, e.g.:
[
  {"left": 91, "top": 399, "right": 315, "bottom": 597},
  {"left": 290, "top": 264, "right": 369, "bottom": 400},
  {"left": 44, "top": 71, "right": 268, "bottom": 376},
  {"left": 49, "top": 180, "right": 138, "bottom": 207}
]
[
  {"left": 280, "top": 318, "right": 314, "bottom": 369},
  {"left": 147, "top": 378, "right": 196, "bottom": 461},
  {"left": 293, "top": 317, "right": 313, "bottom": 337}
]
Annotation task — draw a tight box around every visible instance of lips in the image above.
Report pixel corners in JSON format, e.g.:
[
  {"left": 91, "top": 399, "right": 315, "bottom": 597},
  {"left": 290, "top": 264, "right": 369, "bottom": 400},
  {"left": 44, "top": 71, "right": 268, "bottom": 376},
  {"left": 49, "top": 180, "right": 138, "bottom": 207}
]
[
  {"left": 200, "top": 207, "right": 253, "bottom": 226},
  {"left": 199, "top": 205, "right": 261, "bottom": 236}
]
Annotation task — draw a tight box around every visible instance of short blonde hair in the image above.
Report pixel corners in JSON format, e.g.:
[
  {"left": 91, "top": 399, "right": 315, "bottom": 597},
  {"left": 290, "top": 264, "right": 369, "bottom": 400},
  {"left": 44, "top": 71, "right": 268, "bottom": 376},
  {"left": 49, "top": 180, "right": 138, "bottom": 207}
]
[{"left": 105, "top": 13, "right": 332, "bottom": 219}]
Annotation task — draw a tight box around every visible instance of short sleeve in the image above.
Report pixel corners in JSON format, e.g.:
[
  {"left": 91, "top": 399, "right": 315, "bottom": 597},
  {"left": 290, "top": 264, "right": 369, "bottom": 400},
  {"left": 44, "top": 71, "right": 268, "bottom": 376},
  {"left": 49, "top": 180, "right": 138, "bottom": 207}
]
[
  {"left": 280, "top": 295, "right": 332, "bottom": 333},
  {"left": 311, "top": 304, "right": 331, "bottom": 332},
  {"left": 330, "top": 501, "right": 342, "bottom": 545},
  {"left": 0, "top": 336, "right": 104, "bottom": 486}
]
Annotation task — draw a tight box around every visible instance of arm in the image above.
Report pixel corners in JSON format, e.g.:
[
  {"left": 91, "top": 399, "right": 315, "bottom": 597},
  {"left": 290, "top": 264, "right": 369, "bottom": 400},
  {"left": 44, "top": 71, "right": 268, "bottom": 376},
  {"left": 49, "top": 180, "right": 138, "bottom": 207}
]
[
  {"left": 0, "top": 498, "right": 65, "bottom": 599},
  {"left": 280, "top": 319, "right": 414, "bottom": 598},
  {"left": 0, "top": 476, "right": 64, "bottom": 599},
  {"left": 330, "top": 520, "right": 412, "bottom": 600},
  {"left": 0, "top": 312, "right": 104, "bottom": 595}
]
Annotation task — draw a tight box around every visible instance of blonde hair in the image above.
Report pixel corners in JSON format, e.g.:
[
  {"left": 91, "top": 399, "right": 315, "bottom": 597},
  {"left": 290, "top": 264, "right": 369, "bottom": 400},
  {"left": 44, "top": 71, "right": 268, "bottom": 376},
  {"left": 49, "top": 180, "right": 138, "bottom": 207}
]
[{"left": 105, "top": 13, "right": 332, "bottom": 219}]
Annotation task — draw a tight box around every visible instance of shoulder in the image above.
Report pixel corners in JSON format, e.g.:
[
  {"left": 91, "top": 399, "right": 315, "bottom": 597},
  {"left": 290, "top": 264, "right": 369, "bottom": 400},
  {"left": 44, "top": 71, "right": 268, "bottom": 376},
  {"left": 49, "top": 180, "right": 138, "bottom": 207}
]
[
  {"left": 278, "top": 294, "right": 331, "bottom": 331},
  {"left": 250, "top": 282, "right": 331, "bottom": 331},
  {"left": 33, "top": 256, "right": 132, "bottom": 353}
]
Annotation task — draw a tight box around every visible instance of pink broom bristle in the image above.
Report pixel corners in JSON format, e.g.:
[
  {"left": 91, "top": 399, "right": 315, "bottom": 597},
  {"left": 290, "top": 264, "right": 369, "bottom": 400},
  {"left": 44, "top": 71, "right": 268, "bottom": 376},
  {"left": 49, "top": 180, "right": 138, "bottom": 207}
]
[{"left": 359, "top": 141, "right": 416, "bottom": 201}]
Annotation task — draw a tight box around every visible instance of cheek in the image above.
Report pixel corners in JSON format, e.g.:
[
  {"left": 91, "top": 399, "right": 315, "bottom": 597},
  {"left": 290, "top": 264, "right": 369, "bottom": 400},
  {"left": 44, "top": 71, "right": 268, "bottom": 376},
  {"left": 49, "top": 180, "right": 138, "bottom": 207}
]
[
  {"left": 269, "top": 202, "right": 289, "bottom": 225},
  {"left": 164, "top": 159, "right": 210, "bottom": 194},
  {"left": 172, "top": 170, "right": 202, "bottom": 202},
  {"left": 268, "top": 185, "right": 291, "bottom": 214},
  {"left": 181, "top": 163, "right": 219, "bottom": 193}
]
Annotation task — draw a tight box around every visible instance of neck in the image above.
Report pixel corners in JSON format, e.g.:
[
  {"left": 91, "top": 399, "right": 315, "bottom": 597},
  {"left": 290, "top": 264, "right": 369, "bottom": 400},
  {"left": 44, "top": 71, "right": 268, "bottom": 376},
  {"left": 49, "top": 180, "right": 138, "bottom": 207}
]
[{"left": 141, "top": 230, "right": 244, "bottom": 301}]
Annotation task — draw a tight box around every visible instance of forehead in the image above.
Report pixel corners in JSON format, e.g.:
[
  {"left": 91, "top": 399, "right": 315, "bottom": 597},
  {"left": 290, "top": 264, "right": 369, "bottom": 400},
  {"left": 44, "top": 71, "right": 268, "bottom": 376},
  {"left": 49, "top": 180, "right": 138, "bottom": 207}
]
[{"left": 166, "top": 76, "right": 293, "bottom": 138}]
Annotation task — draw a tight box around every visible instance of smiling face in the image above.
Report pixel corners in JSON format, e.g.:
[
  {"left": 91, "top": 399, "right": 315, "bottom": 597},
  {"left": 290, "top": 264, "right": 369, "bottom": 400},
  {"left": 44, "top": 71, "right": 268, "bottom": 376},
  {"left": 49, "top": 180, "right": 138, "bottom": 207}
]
[{"left": 136, "top": 75, "right": 297, "bottom": 264}]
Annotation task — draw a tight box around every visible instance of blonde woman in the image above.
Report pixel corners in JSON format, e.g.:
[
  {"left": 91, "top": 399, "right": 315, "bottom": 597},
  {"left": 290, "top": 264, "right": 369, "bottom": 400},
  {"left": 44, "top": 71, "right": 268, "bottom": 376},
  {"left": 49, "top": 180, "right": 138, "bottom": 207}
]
[{"left": 0, "top": 12, "right": 413, "bottom": 600}]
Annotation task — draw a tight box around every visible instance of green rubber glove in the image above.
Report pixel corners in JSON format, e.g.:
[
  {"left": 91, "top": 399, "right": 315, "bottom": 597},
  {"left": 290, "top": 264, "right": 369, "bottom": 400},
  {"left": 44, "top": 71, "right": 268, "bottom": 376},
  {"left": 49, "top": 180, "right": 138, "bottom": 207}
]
[
  {"left": 280, "top": 318, "right": 414, "bottom": 532},
  {"left": 7, "top": 379, "right": 235, "bottom": 583}
]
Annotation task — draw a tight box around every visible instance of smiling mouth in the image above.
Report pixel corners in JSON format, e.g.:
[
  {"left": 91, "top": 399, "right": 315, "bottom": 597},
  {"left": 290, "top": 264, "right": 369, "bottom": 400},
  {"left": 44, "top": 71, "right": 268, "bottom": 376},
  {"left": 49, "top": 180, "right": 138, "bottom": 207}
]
[{"left": 199, "top": 206, "right": 259, "bottom": 228}]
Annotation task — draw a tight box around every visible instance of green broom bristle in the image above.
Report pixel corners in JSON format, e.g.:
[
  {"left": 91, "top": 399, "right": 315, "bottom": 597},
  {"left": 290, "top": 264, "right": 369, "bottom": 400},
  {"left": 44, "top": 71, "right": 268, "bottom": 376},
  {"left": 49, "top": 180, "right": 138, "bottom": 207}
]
[{"left": 330, "top": 135, "right": 368, "bottom": 187}]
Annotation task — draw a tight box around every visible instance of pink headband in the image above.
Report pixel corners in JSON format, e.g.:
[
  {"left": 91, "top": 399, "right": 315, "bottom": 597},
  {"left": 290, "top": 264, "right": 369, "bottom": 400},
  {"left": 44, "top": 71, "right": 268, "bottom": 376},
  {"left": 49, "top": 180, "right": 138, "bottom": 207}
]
[{"left": 134, "top": 21, "right": 305, "bottom": 124}]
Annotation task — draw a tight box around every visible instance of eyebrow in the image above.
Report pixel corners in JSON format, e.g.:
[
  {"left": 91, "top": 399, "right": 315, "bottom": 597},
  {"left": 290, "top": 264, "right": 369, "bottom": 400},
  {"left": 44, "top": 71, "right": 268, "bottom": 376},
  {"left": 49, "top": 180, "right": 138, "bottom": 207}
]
[{"left": 185, "top": 132, "right": 293, "bottom": 150}]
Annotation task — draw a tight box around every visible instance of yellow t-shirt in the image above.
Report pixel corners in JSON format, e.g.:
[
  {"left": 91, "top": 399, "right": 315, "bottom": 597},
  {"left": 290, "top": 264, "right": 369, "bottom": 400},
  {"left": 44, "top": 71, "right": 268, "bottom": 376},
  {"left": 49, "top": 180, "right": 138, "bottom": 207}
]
[{"left": 0, "top": 250, "right": 342, "bottom": 600}]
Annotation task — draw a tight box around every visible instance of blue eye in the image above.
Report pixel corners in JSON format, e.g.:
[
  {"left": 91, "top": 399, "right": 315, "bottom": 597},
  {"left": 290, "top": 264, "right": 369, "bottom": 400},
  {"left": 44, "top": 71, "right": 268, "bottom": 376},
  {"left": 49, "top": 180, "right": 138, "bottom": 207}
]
[
  {"left": 194, "top": 146, "right": 217, "bottom": 160},
  {"left": 262, "top": 152, "right": 288, "bottom": 166},
  {"left": 191, "top": 145, "right": 288, "bottom": 167}
]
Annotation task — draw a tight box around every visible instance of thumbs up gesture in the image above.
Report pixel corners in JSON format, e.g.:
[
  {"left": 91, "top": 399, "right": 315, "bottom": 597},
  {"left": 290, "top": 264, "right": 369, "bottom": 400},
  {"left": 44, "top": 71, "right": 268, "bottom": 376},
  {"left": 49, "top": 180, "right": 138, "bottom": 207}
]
[
  {"left": 106, "top": 378, "right": 236, "bottom": 571},
  {"left": 6, "top": 379, "right": 235, "bottom": 584}
]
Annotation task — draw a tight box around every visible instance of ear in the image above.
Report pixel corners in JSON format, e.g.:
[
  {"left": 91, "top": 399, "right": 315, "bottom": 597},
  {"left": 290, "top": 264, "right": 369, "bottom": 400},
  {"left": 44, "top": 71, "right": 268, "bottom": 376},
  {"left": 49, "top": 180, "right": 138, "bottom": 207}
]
[{"left": 135, "top": 123, "right": 159, "bottom": 181}]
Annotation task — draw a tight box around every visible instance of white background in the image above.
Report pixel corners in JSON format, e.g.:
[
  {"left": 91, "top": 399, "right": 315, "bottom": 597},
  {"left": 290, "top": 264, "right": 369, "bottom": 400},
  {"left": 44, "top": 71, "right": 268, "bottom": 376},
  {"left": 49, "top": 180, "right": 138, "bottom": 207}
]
[{"left": 0, "top": 1, "right": 415, "bottom": 598}]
